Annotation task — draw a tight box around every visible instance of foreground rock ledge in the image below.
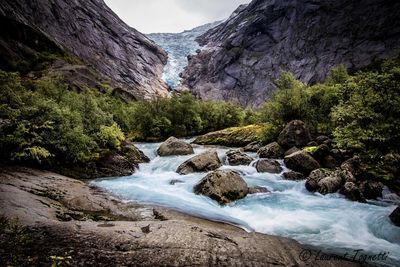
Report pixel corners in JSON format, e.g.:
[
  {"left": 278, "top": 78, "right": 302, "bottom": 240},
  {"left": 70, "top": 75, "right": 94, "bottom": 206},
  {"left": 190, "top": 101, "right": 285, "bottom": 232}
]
[{"left": 0, "top": 166, "right": 361, "bottom": 266}]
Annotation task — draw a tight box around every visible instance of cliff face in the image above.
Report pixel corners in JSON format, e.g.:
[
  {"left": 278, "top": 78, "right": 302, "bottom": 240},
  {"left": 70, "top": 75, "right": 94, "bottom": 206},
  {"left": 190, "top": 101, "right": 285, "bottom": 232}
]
[
  {"left": 180, "top": 0, "right": 400, "bottom": 107},
  {"left": 0, "top": 0, "right": 169, "bottom": 100}
]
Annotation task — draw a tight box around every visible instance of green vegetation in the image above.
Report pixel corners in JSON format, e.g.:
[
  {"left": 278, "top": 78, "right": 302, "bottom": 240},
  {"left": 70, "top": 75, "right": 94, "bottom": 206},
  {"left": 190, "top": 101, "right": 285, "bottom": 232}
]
[
  {"left": 0, "top": 70, "right": 254, "bottom": 166},
  {"left": 259, "top": 57, "right": 400, "bottom": 162}
]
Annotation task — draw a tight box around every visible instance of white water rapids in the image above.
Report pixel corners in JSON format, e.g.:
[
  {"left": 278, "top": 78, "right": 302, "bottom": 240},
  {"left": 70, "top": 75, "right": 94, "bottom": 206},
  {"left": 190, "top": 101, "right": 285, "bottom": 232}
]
[{"left": 92, "top": 141, "right": 400, "bottom": 266}]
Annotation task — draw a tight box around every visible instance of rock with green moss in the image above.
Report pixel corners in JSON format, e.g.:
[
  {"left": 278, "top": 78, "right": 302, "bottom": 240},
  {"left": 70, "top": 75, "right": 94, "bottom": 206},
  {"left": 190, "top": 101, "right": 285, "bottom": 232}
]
[
  {"left": 284, "top": 151, "right": 320, "bottom": 175},
  {"left": 193, "top": 125, "right": 263, "bottom": 147}
]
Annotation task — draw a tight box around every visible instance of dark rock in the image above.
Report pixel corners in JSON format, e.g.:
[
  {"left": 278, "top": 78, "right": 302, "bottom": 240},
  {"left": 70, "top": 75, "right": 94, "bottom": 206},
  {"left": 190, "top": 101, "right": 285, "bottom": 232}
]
[
  {"left": 306, "top": 169, "right": 355, "bottom": 195},
  {"left": 330, "top": 149, "right": 343, "bottom": 161},
  {"left": 284, "top": 151, "right": 320, "bottom": 175},
  {"left": 120, "top": 141, "right": 150, "bottom": 166},
  {"left": 389, "top": 207, "right": 400, "bottom": 227},
  {"left": 257, "top": 142, "right": 284, "bottom": 159},
  {"left": 248, "top": 186, "right": 270, "bottom": 194},
  {"left": 359, "top": 180, "right": 384, "bottom": 199},
  {"left": 0, "top": 0, "right": 169, "bottom": 100},
  {"left": 95, "top": 153, "right": 134, "bottom": 178},
  {"left": 243, "top": 141, "right": 262, "bottom": 152},
  {"left": 340, "top": 182, "right": 366, "bottom": 203},
  {"left": 176, "top": 149, "right": 221, "bottom": 175},
  {"left": 254, "top": 159, "right": 282, "bottom": 174},
  {"left": 226, "top": 149, "right": 253, "bottom": 166},
  {"left": 315, "top": 136, "right": 331, "bottom": 145},
  {"left": 283, "top": 171, "right": 305, "bottom": 180},
  {"left": 307, "top": 141, "right": 318, "bottom": 147},
  {"left": 194, "top": 169, "right": 249, "bottom": 205},
  {"left": 341, "top": 157, "right": 364, "bottom": 177},
  {"left": 157, "top": 137, "right": 194, "bottom": 157},
  {"left": 312, "top": 144, "right": 330, "bottom": 160},
  {"left": 319, "top": 155, "right": 338, "bottom": 169},
  {"left": 169, "top": 179, "right": 184, "bottom": 185},
  {"left": 180, "top": 0, "right": 400, "bottom": 108},
  {"left": 278, "top": 121, "right": 312, "bottom": 149},
  {"left": 284, "top": 147, "right": 300, "bottom": 157}
]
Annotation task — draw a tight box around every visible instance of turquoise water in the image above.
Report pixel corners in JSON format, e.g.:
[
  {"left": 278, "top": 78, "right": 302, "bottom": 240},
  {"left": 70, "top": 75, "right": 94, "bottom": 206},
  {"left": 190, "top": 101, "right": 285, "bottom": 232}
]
[{"left": 92, "top": 141, "right": 400, "bottom": 266}]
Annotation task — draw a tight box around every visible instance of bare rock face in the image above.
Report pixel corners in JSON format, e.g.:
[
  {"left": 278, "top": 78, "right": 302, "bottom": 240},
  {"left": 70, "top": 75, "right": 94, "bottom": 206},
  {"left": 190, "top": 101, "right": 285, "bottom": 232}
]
[
  {"left": 157, "top": 137, "right": 194, "bottom": 157},
  {"left": 0, "top": 0, "right": 169, "bottom": 100},
  {"left": 176, "top": 149, "right": 222, "bottom": 175},
  {"left": 180, "top": 0, "right": 400, "bottom": 107},
  {"left": 194, "top": 169, "right": 249, "bottom": 205}
]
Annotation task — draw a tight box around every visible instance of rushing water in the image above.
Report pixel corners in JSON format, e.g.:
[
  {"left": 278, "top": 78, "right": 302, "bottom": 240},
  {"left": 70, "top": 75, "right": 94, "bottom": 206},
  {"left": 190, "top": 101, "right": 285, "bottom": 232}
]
[{"left": 92, "top": 141, "right": 400, "bottom": 266}]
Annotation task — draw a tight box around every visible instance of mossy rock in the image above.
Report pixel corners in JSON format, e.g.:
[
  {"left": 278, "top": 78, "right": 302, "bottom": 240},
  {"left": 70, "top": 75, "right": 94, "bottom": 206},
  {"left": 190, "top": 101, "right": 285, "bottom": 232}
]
[
  {"left": 303, "top": 146, "right": 318, "bottom": 153},
  {"left": 193, "top": 124, "right": 264, "bottom": 147}
]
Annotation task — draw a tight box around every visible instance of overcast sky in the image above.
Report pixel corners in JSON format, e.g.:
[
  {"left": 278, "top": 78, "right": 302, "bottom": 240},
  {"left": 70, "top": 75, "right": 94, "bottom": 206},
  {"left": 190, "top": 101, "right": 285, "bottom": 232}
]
[{"left": 104, "top": 0, "right": 252, "bottom": 33}]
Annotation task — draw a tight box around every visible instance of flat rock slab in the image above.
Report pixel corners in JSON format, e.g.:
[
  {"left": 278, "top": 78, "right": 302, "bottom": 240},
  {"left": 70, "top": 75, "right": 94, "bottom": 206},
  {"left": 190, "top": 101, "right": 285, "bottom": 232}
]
[{"left": 0, "top": 166, "right": 361, "bottom": 266}]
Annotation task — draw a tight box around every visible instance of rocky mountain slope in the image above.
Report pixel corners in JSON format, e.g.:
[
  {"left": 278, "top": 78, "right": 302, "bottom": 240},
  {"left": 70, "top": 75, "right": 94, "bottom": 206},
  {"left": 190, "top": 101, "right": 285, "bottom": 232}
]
[
  {"left": 180, "top": 0, "right": 400, "bottom": 107},
  {"left": 147, "top": 21, "right": 220, "bottom": 89},
  {"left": 0, "top": 0, "right": 169, "bottom": 100}
]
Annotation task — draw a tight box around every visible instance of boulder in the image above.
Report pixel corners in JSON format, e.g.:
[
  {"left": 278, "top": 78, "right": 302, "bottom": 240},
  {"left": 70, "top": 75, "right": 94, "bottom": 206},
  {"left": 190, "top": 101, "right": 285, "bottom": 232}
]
[
  {"left": 277, "top": 120, "right": 311, "bottom": 148},
  {"left": 226, "top": 149, "right": 253, "bottom": 166},
  {"left": 194, "top": 170, "right": 249, "bottom": 205},
  {"left": 341, "top": 157, "right": 364, "bottom": 177},
  {"left": 258, "top": 142, "right": 284, "bottom": 159},
  {"left": 359, "top": 180, "right": 383, "bottom": 199},
  {"left": 176, "top": 150, "right": 221, "bottom": 175},
  {"left": 315, "top": 136, "right": 331, "bottom": 145},
  {"left": 389, "top": 207, "right": 400, "bottom": 227},
  {"left": 120, "top": 141, "right": 150, "bottom": 166},
  {"left": 312, "top": 144, "right": 330, "bottom": 159},
  {"left": 319, "top": 155, "right": 338, "bottom": 169},
  {"left": 283, "top": 171, "right": 305, "bottom": 180},
  {"left": 306, "top": 169, "right": 355, "bottom": 194},
  {"left": 284, "top": 151, "right": 320, "bottom": 175},
  {"left": 254, "top": 159, "right": 282, "bottom": 174},
  {"left": 157, "top": 137, "right": 194, "bottom": 157},
  {"left": 248, "top": 186, "right": 270, "bottom": 194},
  {"left": 284, "top": 147, "right": 300, "bottom": 157},
  {"left": 340, "top": 182, "right": 366, "bottom": 203},
  {"left": 307, "top": 141, "right": 318, "bottom": 147},
  {"left": 244, "top": 141, "right": 262, "bottom": 152},
  {"left": 95, "top": 153, "right": 134, "bottom": 178}
]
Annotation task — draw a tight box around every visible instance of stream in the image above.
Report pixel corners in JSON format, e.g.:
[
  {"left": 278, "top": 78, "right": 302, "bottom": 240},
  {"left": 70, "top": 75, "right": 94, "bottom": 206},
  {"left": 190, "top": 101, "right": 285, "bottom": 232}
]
[{"left": 92, "top": 141, "right": 400, "bottom": 266}]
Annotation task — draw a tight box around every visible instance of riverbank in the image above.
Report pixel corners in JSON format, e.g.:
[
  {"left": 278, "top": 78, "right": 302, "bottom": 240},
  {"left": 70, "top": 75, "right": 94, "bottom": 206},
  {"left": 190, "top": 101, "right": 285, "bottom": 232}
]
[{"left": 0, "top": 165, "right": 364, "bottom": 266}]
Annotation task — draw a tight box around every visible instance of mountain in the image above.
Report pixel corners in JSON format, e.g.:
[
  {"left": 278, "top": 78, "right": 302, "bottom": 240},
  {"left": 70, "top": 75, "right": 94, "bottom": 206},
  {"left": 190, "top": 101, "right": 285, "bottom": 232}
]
[
  {"left": 180, "top": 0, "right": 400, "bottom": 107},
  {"left": 147, "top": 21, "right": 221, "bottom": 89},
  {"left": 0, "top": 0, "right": 169, "bottom": 100}
]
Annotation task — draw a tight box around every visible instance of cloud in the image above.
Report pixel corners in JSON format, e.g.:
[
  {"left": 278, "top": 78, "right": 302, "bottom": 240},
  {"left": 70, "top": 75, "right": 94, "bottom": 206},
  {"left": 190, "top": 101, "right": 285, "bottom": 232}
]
[{"left": 104, "top": 0, "right": 251, "bottom": 33}]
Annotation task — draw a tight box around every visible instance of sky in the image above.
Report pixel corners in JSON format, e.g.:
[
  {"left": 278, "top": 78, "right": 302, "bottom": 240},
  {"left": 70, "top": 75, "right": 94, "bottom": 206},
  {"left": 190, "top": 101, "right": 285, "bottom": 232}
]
[{"left": 104, "top": 0, "right": 252, "bottom": 34}]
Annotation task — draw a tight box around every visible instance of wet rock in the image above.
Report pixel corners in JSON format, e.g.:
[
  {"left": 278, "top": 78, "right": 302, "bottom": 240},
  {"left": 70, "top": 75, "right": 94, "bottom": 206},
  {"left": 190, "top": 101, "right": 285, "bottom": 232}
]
[
  {"left": 248, "top": 186, "right": 270, "bottom": 194},
  {"left": 315, "top": 136, "right": 331, "bottom": 145},
  {"left": 157, "top": 137, "right": 194, "bottom": 157},
  {"left": 340, "top": 182, "right": 366, "bottom": 203},
  {"left": 284, "top": 147, "right": 300, "bottom": 157},
  {"left": 283, "top": 171, "right": 305, "bottom": 180},
  {"left": 359, "top": 180, "right": 384, "bottom": 199},
  {"left": 254, "top": 159, "right": 282, "bottom": 174},
  {"left": 169, "top": 179, "right": 184, "bottom": 185},
  {"left": 194, "top": 169, "right": 249, "bottom": 205},
  {"left": 389, "top": 206, "right": 400, "bottom": 227},
  {"left": 176, "top": 149, "right": 221, "bottom": 175},
  {"left": 284, "top": 151, "right": 320, "bottom": 175},
  {"left": 306, "top": 169, "right": 355, "bottom": 194},
  {"left": 244, "top": 141, "right": 262, "bottom": 152},
  {"left": 226, "top": 149, "right": 253, "bottom": 166},
  {"left": 258, "top": 142, "right": 284, "bottom": 159},
  {"left": 278, "top": 120, "right": 312, "bottom": 149},
  {"left": 121, "top": 141, "right": 150, "bottom": 166}
]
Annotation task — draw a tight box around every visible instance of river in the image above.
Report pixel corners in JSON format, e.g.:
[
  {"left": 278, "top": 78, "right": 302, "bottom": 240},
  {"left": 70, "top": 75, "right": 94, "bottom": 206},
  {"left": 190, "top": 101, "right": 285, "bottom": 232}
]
[{"left": 92, "top": 141, "right": 400, "bottom": 266}]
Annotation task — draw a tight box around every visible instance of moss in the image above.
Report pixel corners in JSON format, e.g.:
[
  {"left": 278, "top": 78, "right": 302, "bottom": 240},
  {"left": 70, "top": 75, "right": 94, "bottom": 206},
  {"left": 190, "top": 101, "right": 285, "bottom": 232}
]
[
  {"left": 303, "top": 146, "right": 318, "bottom": 153},
  {"left": 193, "top": 124, "right": 264, "bottom": 147}
]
